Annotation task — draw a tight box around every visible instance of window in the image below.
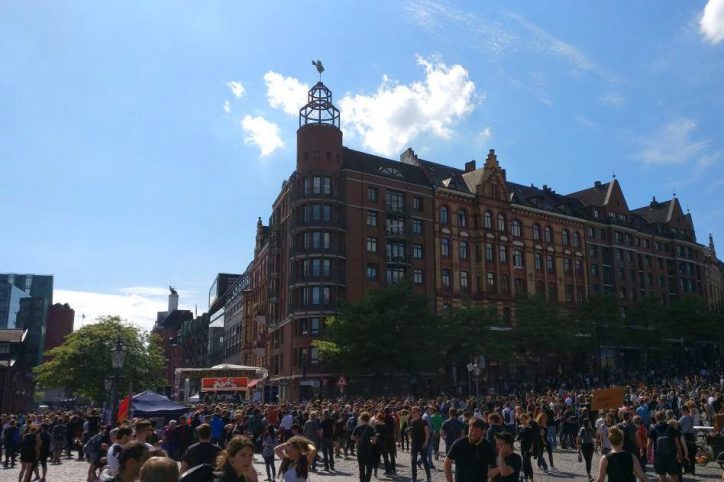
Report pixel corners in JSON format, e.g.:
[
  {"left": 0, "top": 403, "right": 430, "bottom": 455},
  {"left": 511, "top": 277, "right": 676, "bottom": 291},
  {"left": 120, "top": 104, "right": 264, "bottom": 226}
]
[
  {"left": 458, "top": 209, "right": 467, "bottom": 227},
  {"left": 441, "top": 238, "right": 450, "bottom": 257},
  {"left": 304, "top": 204, "right": 331, "bottom": 222},
  {"left": 532, "top": 224, "right": 541, "bottom": 241},
  {"left": 501, "top": 274, "right": 509, "bottom": 295},
  {"left": 498, "top": 245, "right": 507, "bottom": 263},
  {"left": 511, "top": 219, "right": 522, "bottom": 237},
  {"left": 413, "top": 196, "right": 423, "bottom": 210},
  {"left": 534, "top": 252, "right": 542, "bottom": 270},
  {"left": 485, "top": 243, "right": 494, "bottom": 262},
  {"left": 413, "top": 244, "right": 423, "bottom": 259},
  {"left": 441, "top": 269, "right": 451, "bottom": 288},
  {"left": 562, "top": 230, "right": 570, "bottom": 246},
  {"left": 460, "top": 271, "right": 469, "bottom": 289},
  {"left": 459, "top": 240, "right": 468, "bottom": 260},
  {"left": 575, "top": 259, "right": 583, "bottom": 275},
  {"left": 312, "top": 176, "right": 331, "bottom": 195},
  {"left": 547, "top": 283, "right": 556, "bottom": 301},
  {"left": 513, "top": 250, "right": 524, "bottom": 268},
  {"left": 486, "top": 272, "right": 495, "bottom": 289},
  {"left": 386, "top": 242, "right": 406, "bottom": 261},
  {"left": 546, "top": 255, "right": 554, "bottom": 273},
  {"left": 366, "top": 211, "right": 377, "bottom": 227},
  {"left": 386, "top": 218, "right": 405, "bottom": 235},
  {"left": 593, "top": 208, "right": 599, "bottom": 219},
  {"left": 413, "top": 269, "right": 423, "bottom": 285},
  {"left": 412, "top": 218, "right": 423, "bottom": 235},
  {"left": 589, "top": 244, "right": 598, "bottom": 257},
  {"left": 310, "top": 318, "right": 320, "bottom": 335},
  {"left": 564, "top": 258, "right": 571, "bottom": 273},
  {"left": 367, "top": 187, "right": 377, "bottom": 201},
  {"left": 572, "top": 232, "right": 581, "bottom": 248},
  {"left": 497, "top": 214, "right": 506, "bottom": 232},
  {"left": 440, "top": 206, "right": 449, "bottom": 225},
  {"left": 544, "top": 226, "right": 552, "bottom": 243},
  {"left": 367, "top": 237, "right": 377, "bottom": 253},
  {"left": 386, "top": 267, "right": 405, "bottom": 284},
  {"left": 307, "top": 231, "right": 330, "bottom": 249},
  {"left": 385, "top": 190, "right": 405, "bottom": 212},
  {"left": 514, "top": 278, "right": 526, "bottom": 297},
  {"left": 565, "top": 285, "right": 573, "bottom": 303},
  {"left": 310, "top": 347, "right": 319, "bottom": 365},
  {"left": 484, "top": 211, "right": 493, "bottom": 229},
  {"left": 587, "top": 227, "right": 594, "bottom": 237},
  {"left": 367, "top": 264, "right": 378, "bottom": 280}
]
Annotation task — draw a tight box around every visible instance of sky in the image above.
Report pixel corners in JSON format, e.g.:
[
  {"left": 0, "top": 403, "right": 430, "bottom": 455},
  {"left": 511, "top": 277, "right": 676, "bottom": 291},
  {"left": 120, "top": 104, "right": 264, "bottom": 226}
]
[{"left": 2, "top": 1, "right": 724, "bottom": 332}]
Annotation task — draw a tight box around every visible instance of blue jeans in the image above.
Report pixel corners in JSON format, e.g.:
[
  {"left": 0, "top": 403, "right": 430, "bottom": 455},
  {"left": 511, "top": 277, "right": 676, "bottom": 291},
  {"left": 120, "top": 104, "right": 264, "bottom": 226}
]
[{"left": 547, "top": 425, "right": 557, "bottom": 449}]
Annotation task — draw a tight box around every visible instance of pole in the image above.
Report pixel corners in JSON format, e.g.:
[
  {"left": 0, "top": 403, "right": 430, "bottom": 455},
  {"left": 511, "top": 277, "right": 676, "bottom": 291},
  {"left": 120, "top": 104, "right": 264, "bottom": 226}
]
[{"left": 110, "top": 368, "right": 119, "bottom": 425}]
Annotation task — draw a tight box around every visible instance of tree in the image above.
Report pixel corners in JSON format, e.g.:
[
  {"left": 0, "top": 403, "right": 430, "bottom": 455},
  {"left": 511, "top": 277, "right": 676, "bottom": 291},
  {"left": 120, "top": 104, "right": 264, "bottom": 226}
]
[
  {"left": 313, "top": 281, "right": 437, "bottom": 377},
  {"left": 514, "top": 295, "right": 574, "bottom": 373},
  {"left": 576, "top": 294, "right": 626, "bottom": 347},
  {"left": 627, "top": 295, "right": 671, "bottom": 349},
  {"left": 668, "top": 295, "right": 719, "bottom": 344},
  {"left": 437, "top": 306, "right": 513, "bottom": 366},
  {"left": 34, "top": 316, "right": 165, "bottom": 402}
]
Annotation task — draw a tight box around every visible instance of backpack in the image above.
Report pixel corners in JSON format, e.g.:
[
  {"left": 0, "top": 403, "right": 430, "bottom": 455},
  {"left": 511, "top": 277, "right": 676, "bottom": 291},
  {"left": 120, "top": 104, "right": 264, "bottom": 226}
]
[
  {"left": 653, "top": 427, "right": 676, "bottom": 461},
  {"left": 617, "top": 422, "right": 637, "bottom": 454},
  {"left": 84, "top": 433, "right": 104, "bottom": 459}
]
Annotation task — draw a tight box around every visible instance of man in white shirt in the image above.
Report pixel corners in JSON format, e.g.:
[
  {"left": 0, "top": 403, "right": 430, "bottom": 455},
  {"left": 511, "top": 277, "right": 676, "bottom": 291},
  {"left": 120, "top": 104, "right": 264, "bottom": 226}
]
[
  {"left": 106, "top": 427, "right": 132, "bottom": 476},
  {"left": 280, "top": 411, "right": 294, "bottom": 440}
]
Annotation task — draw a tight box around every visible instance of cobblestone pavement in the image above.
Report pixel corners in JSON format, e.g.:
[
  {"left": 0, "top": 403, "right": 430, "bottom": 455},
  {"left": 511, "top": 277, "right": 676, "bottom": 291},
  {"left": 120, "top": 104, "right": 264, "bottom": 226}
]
[{"left": 0, "top": 446, "right": 720, "bottom": 482}]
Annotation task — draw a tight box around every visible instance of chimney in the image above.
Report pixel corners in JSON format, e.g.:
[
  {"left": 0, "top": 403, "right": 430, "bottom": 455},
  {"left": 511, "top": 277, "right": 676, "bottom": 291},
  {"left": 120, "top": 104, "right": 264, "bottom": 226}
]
[
  {"left": 464, "top": 160, "right": 476, "bottom": 172},
  {"left": 650, "top": 196, "right": 658, "bottom": 208},
  {"left": 168, "top": 290, "right": 179, "bottom": 312},
  {"left": 594, "top": 181, "right": 601, "bottom": 188}
]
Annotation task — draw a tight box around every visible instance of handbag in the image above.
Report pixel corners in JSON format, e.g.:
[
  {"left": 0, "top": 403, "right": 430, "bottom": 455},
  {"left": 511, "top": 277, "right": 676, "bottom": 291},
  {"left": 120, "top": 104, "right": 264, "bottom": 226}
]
[{"left": 577, "top": 452, "right": 582, "bottom": 463}]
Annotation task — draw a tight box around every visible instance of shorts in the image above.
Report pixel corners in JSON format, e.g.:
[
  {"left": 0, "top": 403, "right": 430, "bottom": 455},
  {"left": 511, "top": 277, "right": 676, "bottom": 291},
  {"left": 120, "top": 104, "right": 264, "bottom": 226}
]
[{"left": 654, "top": 459, "right": 678, "bottom": 476}]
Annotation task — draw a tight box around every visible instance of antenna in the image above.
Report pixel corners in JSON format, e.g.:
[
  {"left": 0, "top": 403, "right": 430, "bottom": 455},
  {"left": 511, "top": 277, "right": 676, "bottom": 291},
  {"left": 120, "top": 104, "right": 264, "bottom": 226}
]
[{"left": 612, "top": 168, "right": 616, "bottom": 179}]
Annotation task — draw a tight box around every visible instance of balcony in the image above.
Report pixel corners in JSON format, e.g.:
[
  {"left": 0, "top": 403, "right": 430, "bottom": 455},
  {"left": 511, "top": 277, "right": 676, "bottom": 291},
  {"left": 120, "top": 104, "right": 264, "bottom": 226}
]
[
  {"left": 385, "top": 253, "right": 412, "bottom": 265},
  {"left": 289, "top": 215, "right": 347, "bottom": 230},
  {"left": 289, "top": 269, "right": 347, "bottom": 285},
  {"left": 384, "top": 204, "right": 410, "bottom": 217},
  {"left": 289, "top": 244, "right": 346, "bottom": 257}
]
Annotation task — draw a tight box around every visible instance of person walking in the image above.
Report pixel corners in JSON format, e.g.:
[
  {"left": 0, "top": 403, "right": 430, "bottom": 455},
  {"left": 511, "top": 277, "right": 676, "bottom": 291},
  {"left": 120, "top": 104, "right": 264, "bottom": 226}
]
[
  {"left": 444, "top": 418, "right": 496, "bottom": 482},
  {"left": 261, "top": 425, "right": 278, "bottom": 482},
  {"left": 274, "top": 436, "right": 316, "bottom": 482},
  {"left": 595, "top": 426, "right": 647, "bottom": 482},
  {"left": 180, "top": 423, "right": 221, "bottom": 474},
  {"left": 18, "top": 424, "right": 41, "bottom": 482},
  {"left": 409, "top": 406, "right": 431, "bottom": 482},
  {"left": 577, "top": 418, "right": 596, "bottom": 480},
  {"left": 489, "top": 432, "right": 522, "bottom": 482},
  {"left": 351, "top": 412, "right": 376, "bottom": 482}
]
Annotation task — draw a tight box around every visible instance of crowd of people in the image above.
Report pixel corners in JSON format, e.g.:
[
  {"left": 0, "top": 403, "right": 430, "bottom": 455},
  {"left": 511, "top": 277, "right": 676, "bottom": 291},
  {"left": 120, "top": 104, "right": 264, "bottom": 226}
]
[{"left": 0, "top": 368, "right": 721, "bottom": 482}]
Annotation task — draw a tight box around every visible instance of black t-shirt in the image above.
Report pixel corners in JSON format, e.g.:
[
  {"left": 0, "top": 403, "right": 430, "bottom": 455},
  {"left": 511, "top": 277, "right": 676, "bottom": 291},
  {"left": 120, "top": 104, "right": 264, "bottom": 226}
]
[
  {"left": 492, "top": 453, "right": 522, "bottom": 482},
  {"left": 320, "top": 418, "right": 335, "bottom": 439},
  {"left": 182, "top": 441, "right": 221, "bottom": 469},
  {"left": 410, "top": 418, "right": 428, "bottom": 446},
  {"left": 446, "top": 437, "right": 495, "bottom": 482}
]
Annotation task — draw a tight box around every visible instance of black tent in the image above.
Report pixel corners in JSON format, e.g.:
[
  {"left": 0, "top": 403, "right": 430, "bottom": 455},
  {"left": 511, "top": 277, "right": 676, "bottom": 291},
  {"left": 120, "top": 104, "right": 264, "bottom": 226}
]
[{"left": 132, "top": 390, "right": 187, "bottom": 418}]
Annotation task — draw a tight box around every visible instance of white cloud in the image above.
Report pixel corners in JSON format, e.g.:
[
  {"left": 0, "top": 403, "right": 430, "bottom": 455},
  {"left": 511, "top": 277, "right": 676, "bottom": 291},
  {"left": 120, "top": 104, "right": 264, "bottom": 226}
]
[
  {"left": 223, "top": 100, "right": 231, "bottom": 113},
  {"left": 574, "top": 115, "right": 598, "bottom": 129},
  {"left": 226, "top": 81, "right": 245, "bottom": 99},
  {"left": 338, "top": 56, "right": 477, "bottom": 156},
  {"left": 241, "top": 115, "right": 284, "bottom": 157},
  {"left": 479, "top": 127, "right": 492, "bottom": 140},
  {"left": 264, "top": 72, "right": 309, "bottom": 116},
  {"left": 54, "top": 288, "right": 197, "bottom": 332},
  {"left": 639, "top": 118, "right": 711, "bottom": 165},
  {"left": 407, "top": 0, "right": 618, "bottom": 83},
  {"left": 701, "top": 0, "right": 724, "bottom": 44},
  {"left": 600, "top": 93, "right": 626, "bottom": 108}
]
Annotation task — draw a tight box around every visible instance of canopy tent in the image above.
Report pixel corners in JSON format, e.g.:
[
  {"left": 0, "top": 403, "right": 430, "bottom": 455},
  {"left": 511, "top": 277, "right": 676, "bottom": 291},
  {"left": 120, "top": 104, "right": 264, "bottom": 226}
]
[{"left": 132, "top": 390, "right": 187, "bottom": 417}]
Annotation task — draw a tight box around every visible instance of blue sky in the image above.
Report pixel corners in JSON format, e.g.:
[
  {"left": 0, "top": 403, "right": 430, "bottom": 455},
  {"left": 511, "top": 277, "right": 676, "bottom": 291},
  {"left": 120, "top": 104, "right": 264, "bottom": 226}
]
[{"left": 2, "top": 1, "right": 723, "bottom": 330}]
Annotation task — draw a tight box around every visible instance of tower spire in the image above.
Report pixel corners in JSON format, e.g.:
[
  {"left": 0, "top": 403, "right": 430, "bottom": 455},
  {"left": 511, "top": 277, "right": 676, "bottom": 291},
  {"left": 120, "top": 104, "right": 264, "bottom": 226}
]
[{"left": 299, "top": 61, "right": 339, "bottom": 128}]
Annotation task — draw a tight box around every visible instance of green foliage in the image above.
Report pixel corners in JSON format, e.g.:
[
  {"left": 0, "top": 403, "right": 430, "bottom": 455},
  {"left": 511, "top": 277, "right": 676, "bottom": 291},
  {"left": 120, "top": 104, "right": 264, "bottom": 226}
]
[
  {"left": 437, "top": 306, "right": 513, "bottom": 365},
  {"left": 514, "top": 295, "right": 574, "bottom": 357},
  {"left": 576, "top": 294, "right": 626, "bottom": 345},
  {"left": 668, "top": 295, "right": 720, "bottom": 344},
  {"left": 313, "top": 281, "right": 437, "bottom": 376},
  {"left": 34, "top": 316, "right": 165, "bottom": 402}
]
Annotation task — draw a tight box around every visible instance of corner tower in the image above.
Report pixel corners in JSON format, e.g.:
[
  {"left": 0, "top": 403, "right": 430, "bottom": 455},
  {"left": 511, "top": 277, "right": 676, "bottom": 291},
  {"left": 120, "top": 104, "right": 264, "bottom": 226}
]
[{"left": 296, "top": 72, "right": 343, "bottom": 174}]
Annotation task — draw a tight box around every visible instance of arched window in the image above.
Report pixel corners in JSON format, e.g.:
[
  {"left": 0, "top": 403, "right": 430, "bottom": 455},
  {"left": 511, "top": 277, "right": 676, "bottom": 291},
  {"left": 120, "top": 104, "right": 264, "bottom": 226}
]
[
  {"left": 534, "top": 252, "right": 542, "bottom": 270},
  {"left": 484, "top": 211, "right": 493, "bottom": 229},
  {"left": 546, "top": 255, "right": 554, "bottom": 272},
  {"left": 513, "top": 250, "right": 524, "bottom": 268},
  {"left": 532, "top": 224, "right": 541, "bottom": 241},
  {"left": 544, "top": 226, "right": 552, "bottom": 243},
  {"left": 497, "top": 214, "right": 506, "bottom": 232},
  {"left": 572, "top": 232, "right": 581, "bottom": 248},
  {"left": 440, "top": 206, "right": 449, "bottom": 225},
  {"left": 511, "top": 219, "right": 522, "bottom": 237},
  {"left": 457, "top": 209, "right": 467, "bottom": 227},
  {"left": 562, "top": 230, "right": 570, "bottom": 246}
]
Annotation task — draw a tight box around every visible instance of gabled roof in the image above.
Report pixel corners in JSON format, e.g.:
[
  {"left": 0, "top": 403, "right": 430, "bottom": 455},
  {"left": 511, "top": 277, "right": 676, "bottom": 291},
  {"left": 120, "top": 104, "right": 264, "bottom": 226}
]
[
  {"left": 342, "top": 148, "right": 430, "bottom": 186},
  {"left": 631, "top": 199, "right": 674, "bottom": 224},
  {"left": 567, "top": 181, "right": 612, "bottom": 207},
  {"left": 506, "top": 182, "right": 585, "bottom": 217}
]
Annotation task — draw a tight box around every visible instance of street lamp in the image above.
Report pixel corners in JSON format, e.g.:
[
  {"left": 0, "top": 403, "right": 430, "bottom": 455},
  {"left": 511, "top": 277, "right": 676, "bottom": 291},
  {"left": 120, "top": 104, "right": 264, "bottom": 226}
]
[
  {"left": 467, "top": 362, "right": 481, "bottom": 398},
  {"left": 110, "top": 338, "right": 126, "bottom": 424}
]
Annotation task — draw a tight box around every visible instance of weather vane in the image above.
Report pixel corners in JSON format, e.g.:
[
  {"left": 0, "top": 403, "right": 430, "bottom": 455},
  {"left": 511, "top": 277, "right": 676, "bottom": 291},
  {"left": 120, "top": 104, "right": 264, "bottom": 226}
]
[{"left": 312, "top": 59, "right": 324, "bottom": 81}]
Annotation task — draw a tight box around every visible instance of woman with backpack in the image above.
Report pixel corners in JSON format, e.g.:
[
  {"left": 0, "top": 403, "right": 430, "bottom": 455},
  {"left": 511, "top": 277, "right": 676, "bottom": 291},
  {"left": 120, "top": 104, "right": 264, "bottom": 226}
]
[{"left": 595, "top": 426, "right": 647, "bottom": 482}]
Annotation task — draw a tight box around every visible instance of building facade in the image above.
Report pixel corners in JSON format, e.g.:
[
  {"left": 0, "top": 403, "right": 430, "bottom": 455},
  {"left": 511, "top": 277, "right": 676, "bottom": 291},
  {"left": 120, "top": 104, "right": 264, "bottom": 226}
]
[
  {"left": 238, "top": 78, "right": 724, "bottom": 401},
  {"left": 44, "top": 303, "right": 75, "bottom": 361}
]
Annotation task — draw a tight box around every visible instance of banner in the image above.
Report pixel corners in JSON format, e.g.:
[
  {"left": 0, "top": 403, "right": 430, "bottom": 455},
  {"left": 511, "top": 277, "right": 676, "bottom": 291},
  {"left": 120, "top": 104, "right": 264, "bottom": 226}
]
[
  {"left": 591, "top": 387, "right": 626, "bottom": 411},
  {"left": 201, "top": 377, "right": 248, "bottom": 392},
  {"left": 117, "top": 393, "right": 132, "bottom": 422}
]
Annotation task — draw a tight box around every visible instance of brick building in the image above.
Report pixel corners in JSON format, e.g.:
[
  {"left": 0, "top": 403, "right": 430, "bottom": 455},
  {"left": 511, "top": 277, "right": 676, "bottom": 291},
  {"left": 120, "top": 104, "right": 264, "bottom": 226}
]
[
  {"left": 44, "top": 303, "right": 75, "bottom": 360},
  {"left": 241, "top": 77, "right": 724, "bottom": 400}
]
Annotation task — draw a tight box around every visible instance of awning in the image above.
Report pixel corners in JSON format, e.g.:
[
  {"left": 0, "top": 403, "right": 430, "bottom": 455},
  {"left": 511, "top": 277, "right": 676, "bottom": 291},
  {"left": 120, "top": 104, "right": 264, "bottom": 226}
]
[{"left": 247, "top": 379, "right": 259, "bottom": 389}]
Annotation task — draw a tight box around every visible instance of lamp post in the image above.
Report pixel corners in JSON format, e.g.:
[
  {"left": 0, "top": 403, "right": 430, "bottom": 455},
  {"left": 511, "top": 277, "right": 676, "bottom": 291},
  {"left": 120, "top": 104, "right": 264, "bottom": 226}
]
[
  {"left": 467, "top": 362, "right": 481, "bottom": 398},
  {"left": 110, "top": 338, "right": 127, "bottom": 424}
]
